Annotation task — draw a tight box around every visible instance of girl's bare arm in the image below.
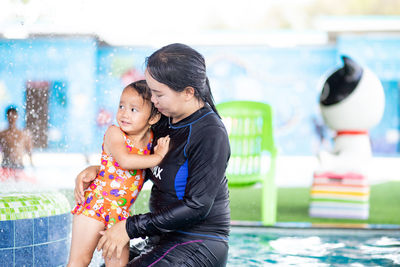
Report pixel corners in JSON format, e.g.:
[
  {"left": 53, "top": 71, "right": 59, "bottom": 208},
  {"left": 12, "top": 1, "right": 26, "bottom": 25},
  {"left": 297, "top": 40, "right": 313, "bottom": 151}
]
[{"left": 104, "top": 126, "right": 170, "bottom": 170}]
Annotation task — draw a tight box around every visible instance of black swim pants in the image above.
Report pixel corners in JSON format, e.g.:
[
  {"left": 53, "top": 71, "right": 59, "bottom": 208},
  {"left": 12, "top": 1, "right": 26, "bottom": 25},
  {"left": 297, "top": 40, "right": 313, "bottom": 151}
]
[{"left": 127, "top": 233, "right": 228, "bottom": 267}]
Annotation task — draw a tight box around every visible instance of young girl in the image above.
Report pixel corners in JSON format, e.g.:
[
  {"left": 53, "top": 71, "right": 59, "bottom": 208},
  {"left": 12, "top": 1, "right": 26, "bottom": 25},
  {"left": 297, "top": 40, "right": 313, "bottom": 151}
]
[{"left": 67, "top": 80, "right": 170, "bottom": 267}]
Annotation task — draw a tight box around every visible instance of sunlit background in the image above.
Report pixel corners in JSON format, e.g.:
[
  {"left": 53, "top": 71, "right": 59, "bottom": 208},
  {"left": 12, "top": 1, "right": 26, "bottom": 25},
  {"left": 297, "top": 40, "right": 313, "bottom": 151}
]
[
  {"left": 0, "top": 0, "right": 399, "bottom": 187},
  {"left": 2, "top": 0, "right": 400, "bottom": 44}
]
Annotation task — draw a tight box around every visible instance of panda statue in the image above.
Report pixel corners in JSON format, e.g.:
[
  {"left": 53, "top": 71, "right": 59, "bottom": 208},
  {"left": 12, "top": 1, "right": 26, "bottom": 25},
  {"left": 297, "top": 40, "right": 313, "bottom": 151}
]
[{"left": 309, "top": 56, "right": 385, "bottom": 219}]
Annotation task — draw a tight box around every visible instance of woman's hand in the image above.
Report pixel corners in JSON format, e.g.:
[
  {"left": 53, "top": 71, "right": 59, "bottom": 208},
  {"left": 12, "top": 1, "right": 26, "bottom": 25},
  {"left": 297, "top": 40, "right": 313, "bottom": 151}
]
[
  {"left": 154, "top": 135, "right": 170, "bottom": 159},
  {"left": 97, "top": 220, "right": 130, "bottom": 260},
  {"left": 74, "top": 165, "right": 100, "bottom": 204}
]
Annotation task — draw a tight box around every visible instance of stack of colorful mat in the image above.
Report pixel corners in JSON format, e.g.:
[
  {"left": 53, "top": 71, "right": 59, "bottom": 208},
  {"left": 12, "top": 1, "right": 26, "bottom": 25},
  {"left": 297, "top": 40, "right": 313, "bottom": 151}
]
[{"left": 309, "top": 172, "right": 369, "bottom": 219}]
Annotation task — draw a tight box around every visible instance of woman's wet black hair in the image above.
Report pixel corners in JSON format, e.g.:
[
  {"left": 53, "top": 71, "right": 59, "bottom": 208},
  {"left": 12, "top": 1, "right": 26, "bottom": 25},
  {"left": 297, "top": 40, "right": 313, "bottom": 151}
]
[
  {"left": 145, "top": 43, "right": 219, "bottom": 116},
  {"left": 125, "top": 80, "right": 159, "bottom": 120}
]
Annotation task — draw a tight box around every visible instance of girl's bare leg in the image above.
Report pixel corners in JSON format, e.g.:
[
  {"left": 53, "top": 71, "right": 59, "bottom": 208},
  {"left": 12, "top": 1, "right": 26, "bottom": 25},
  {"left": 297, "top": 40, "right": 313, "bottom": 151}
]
[{"left": 67, "top": 214, "right": 105, "bottom": 267}]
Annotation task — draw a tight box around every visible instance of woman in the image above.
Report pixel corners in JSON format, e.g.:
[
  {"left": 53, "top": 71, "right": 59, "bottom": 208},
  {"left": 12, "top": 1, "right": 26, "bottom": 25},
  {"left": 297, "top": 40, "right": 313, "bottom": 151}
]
[{"left": 75, "top": 43, "right": 231, "bottom": 266}]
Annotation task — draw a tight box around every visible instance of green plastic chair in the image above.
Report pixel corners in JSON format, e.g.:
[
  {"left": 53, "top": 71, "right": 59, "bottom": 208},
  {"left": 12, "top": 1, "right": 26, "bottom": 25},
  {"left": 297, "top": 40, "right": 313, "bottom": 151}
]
[{"left": 217, "top": 101, "right": 277, "bottom": 226}]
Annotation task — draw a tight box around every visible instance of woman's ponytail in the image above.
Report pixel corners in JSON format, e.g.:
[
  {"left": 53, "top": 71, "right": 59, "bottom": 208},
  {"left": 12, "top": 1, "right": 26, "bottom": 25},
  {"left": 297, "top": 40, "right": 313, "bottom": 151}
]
[{"left": 203, "top": 77, "right": 220, "bottom": 117}]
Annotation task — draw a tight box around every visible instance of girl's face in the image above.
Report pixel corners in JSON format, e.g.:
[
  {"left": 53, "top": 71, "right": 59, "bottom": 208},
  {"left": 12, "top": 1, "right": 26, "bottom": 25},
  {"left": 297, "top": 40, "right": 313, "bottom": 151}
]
[
  {"left": 116, "top": 87, "right": 153, "bottom": 135},
  {"left": 145, "top": 69, "right": 187, "bottom": 121}
]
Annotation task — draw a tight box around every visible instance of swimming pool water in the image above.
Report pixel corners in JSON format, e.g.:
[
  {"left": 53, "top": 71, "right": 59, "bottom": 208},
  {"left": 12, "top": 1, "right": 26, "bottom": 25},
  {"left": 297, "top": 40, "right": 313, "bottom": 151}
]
[{"left": 228, "top": 227, "right": 400, "bottom": 266}]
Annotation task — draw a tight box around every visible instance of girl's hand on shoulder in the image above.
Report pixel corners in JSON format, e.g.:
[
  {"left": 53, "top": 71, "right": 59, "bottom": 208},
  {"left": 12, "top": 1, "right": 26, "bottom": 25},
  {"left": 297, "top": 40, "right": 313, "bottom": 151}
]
[{"left": 154, "top": 135, "right": 170, "bottom": 159}]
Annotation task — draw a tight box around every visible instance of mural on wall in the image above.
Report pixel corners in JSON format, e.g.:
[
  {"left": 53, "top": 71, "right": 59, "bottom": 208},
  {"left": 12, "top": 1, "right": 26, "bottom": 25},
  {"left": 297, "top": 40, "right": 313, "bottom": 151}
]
[
  {"left": 96, "top": 108, "right": 112, "bottom": 128},
  {"left": 201, "top": 43, "right": 399, "bottom": 156},
  {"left": 0, "top": 81, "right": 10, "bottom": 128},
  {"left": 0, "top": 36, "right": 398, "bottom": 156},
  {"left": 94, "top": 46, "right": 152, "bottom": 147},
  {"left": 48, "top": 81, "right": 68, "bottom": 150},
  {"left": 201, "top": 46, "right": 337, "bottom": 156},
  {"left": 370, "top": 81, "right": 400, "bottom": 154},
  {"left": 0, "top": 37, "right": 97, "bottom": 152},
  {"left": 110, "top": 55, "right": 146, "bottom": 87}
]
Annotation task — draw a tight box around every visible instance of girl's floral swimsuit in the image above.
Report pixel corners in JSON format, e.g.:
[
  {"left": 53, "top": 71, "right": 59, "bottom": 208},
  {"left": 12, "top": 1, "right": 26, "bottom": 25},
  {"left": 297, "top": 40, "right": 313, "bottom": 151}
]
[{"left": 72, "top": 127, "right": 153, "bottom": 229}]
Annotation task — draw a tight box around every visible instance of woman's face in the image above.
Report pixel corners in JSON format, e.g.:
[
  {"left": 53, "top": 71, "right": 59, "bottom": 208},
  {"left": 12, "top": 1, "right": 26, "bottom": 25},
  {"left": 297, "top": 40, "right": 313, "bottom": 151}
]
[{"left": 145, "top": 69, "right": 187, "bottom": 121}]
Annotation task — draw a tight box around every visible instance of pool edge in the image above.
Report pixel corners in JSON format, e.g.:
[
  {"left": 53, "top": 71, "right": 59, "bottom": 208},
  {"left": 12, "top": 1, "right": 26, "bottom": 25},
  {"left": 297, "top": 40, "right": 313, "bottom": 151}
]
[{"left": 231, "top": 220, "right": 400, "bottom": 230}]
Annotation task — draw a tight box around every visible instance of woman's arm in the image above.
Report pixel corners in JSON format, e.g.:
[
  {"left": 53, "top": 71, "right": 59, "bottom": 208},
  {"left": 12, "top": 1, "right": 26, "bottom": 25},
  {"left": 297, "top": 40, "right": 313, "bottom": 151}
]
[
  {"left": 97, "top": 220, "right": 130, "bottom": 259},
  {"left": 104, "top": 126, "right": 169, "bottom": 170},
  {"left": 97, "top": 125, "right": 230, "bottom": 259},
  {"left": 74, "top": 165, "right": 100, "bottom": 204},
  {"left": 126, "top": 125, "right": 230, "bottom": 237}
]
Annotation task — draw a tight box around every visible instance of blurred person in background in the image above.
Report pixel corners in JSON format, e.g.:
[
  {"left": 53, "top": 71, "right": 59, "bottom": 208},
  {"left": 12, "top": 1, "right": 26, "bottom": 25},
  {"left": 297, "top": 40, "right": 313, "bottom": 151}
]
[{"left": 0, "top": 105, "right": 35, "bottom": 182}]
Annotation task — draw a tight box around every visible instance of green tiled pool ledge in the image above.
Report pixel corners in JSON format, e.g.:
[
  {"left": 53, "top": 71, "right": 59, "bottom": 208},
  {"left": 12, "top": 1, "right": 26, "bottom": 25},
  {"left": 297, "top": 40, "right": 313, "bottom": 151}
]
[{"left": 0, "top": 191, "right": 70, "bottom": 221}]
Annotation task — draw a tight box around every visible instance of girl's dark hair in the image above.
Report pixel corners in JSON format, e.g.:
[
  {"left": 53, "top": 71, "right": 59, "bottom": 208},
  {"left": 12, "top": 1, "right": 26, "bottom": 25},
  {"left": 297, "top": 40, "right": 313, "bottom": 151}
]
[
  {"left": 125, "top": 80, "right": 159, "bottom": 120},
  {"left": 145, "top": 43, "right": 219, "bottom": 116}
]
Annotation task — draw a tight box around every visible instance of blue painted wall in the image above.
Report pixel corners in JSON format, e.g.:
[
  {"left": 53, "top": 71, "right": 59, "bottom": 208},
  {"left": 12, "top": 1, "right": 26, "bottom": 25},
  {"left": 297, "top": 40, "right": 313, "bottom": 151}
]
[
  {"left": 0, "top": 35, "right": 399, "bottom": 156},
  {"left": 94, "top": 46, "right": 154, "bottom": 147},
  {"left": 201, "top": 45, "right": 338, "bottom": 155},
  {"left": 0, "top": 37, "right": 97, "bottom": 152}
]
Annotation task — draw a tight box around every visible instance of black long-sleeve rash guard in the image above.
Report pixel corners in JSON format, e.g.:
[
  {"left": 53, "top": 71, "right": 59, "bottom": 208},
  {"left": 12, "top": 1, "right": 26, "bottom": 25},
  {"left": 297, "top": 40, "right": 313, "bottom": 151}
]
[{"left": 125, "top": 105, "right": 231, "bottom": 242}]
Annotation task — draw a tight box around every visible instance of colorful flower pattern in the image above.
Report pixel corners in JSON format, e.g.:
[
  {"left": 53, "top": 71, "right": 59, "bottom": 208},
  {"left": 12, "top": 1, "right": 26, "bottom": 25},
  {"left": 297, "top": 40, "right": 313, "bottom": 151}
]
[{"left": 72, "top": 128, "right": 153, "bottom": 229}]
